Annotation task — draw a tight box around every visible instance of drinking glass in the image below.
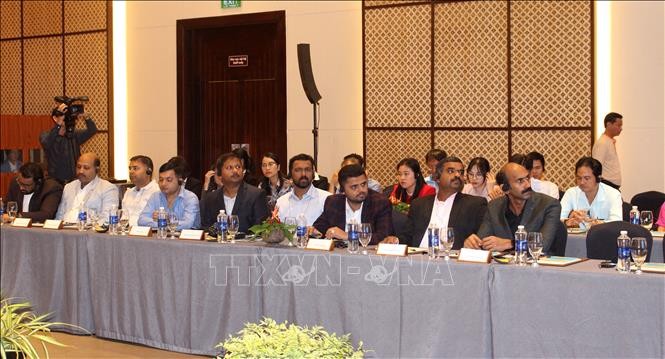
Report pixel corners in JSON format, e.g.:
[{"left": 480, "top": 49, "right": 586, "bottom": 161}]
[
  {"left": 284, "top": 217, "right": 297, "bottom": 247},
  {"left": 640, "top": 211, "right": 653, "bottom": 231},
  {"left": 6, "top": 201, "right": 18, "bottom": 223},
  {"left": 118, "top": 209, "right": 130, "bottom": 235},
  {"left": 580, "top": 207, "right": 591, "bottom": 229},
  {"left": 167, "top": 212, "right": 179, "bottom": 239},
  {"left": 630, "top": 237, "right": 648, "bottom": 274},
  {"left": 347, "top": 222, "right": 360, "bottom": 254},
  {"left": 528, "top": 232, "right": 544, "bottom": 267},
  {"left": 227, "top": 215, "right": 240, "bottom": 243},
  {"left": 359, "top": 223, "right": 372, "bottom": 255},
  {"left": 87, "top": 209, "right": 99, "bottom": 229},
  {"left": 440, "top": 227, "right": 454, "bottom": 260}
]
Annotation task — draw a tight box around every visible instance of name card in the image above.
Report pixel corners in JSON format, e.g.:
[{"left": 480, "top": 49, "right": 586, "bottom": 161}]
[
  {"left": 376, "top": 243, "right": 408, "bottom": 256},
  {"left": 457, "top": 248, "right": 491, "bottom": 264},
  {"left": 179, "top": 229, "right": 204, "bottom": 240},
  {"left": 43, "top": 219, "right": 63, "bottom": 230},
  {"left": 306, "top": 238, "right": 334, "bottom": 251},
  {"left": 11, "top": 218, "right": 32, "bottom": 228},
  {"left": 129, "top": 226, "right": 152, "bottom": 237}
]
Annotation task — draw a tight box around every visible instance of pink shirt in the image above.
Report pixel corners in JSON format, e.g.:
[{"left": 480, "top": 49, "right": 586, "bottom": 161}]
[{"left": 656, "top": 202, "right": 665, "bottom": 228}]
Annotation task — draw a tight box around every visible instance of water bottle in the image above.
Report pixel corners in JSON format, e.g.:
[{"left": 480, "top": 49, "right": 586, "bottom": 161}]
[
  {"left": 427, "top": 225, "right": 440, "bottom": 260},
  {"left": 616, "top": 230, "right": 631, "bottom": 273},
  {"left": 108, "top": 204, "right": 119, "bottom": 235},
  {"left": 629, "top": 206, "right": 640, "bottom": 225},
  {"left": 296, "top": 213, "right": 308, "bottom": 248},
  {"left": 514, "top": 225, "right": 528, "bottom": 266},
  {"left": 347, "top": 221, "right": 359, "bottom": 254},
  {"left": 77, "top": 206, "right": 87, "bottom": 231},
  {"left": 216, "top": 210, "right": 227, "bottom": 243},
  {"left": 157, "top": 207, "right": 168, "bottom": 239}
]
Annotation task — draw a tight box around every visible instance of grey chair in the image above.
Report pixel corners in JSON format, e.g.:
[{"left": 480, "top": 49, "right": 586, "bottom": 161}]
[{"left": 586, "top": 222, "right": 653, "bottom": 262}]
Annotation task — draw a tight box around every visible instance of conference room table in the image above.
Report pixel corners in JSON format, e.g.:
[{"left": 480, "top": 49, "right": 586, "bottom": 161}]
[
  {"left": 565, "top": 232, "right": 664, "bottom": 262},
  {"left": 1, "top": 226, "right": 663, "bottom": 357}
]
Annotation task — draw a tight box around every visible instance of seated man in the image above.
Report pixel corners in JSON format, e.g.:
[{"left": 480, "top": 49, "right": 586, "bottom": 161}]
[
  {"left": 423, "top": 148, "right": 447, "bottom": 190},
  {"left": 313, "top": 164, "right": 397, "bottom": 244},
  {"left": 138, "top": 160, "right": 200, "bottom": 230},
  {"left": 122, "top": 155, "right": 160, "bottom": 226},
  {"left": 399, "top": 157, "right": 487, "bottom": 250},
  {"left": 276, "top": 154, "right": 331, "bottom": 225},
  {"left": 560, "top": 157, "right": 622, "bottom": 227},
  {"left": 3, "top": 162, "right": 63, "bottom": 222},
  {"left": 525, "top": 151, "right": 559, "bottom": 199},
  {"left": 464, "top": 163, "right": 561, "bottom": 253},
  {"left": 200, "top": 152, "right": 269, "bottom": 232},
  {"left": 56, "top": 153, "right": 119, "bottom": 222},
  {"left": 328, "top": 153, "right": 382, "bottom": 193}
]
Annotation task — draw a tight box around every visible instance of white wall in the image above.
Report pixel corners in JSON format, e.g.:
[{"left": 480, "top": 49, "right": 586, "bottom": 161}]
[
  {"left": 125, "top": 0, "right": 362, "bottom": 178},
  {"left": 610, "top": 1, "right": 665, "bottom": 201}
]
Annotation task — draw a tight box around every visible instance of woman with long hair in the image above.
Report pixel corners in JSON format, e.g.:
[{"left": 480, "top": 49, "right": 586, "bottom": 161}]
[
  {"left": 389, "top": 158, "right": 436, "bottom": 204},
  {"left": 462, "top": 157, "right": 502, "bottom": 201},
  {"left": 258, "top": 152, "right": 291, "bottom": 210}
]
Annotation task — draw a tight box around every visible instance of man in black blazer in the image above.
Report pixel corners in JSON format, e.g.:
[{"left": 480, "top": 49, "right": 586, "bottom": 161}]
[
  {"left": 397, "top": 157, "right": 487, "bottom": 249},
  {"left": 199, "top": 152, "right": 269, "bottom": 232},
  {"left": 3, "top": 162, "right": 63, "bottom": 223}
]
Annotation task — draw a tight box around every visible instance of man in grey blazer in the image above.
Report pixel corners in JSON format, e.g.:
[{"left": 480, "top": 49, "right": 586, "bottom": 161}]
[
  {"left": 465, "top": 162, "right": 561, "bottom": 253},
  {"left": 397, "top": 156, "right": 487, "bottom": 249}
]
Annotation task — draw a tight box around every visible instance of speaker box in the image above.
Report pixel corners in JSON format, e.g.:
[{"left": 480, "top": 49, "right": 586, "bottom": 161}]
[{"left": 297, "top": 43, "right": 322, "bottom": 104}]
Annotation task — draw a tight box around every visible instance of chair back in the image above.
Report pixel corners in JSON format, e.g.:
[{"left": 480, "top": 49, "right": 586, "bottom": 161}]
[
  {"left": 630, "top": 191, "right": 665, "bottom": 230},
  {"left": 547, "top": 221, "right": 567, "bottom": 256},
  {"left": 586, "top": 222, "right": 653, "bottom": 262}
]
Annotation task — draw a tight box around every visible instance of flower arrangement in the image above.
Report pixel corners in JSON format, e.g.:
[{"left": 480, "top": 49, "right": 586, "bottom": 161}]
[
  {"left": 216, "top": 318, "right": 364, "bottom": 358},
  {"left": 249, "top": 208, "right": 295, "bottom": 244},
  {"left": 389, "top": 195, "right": 410, "bottom": 214}
]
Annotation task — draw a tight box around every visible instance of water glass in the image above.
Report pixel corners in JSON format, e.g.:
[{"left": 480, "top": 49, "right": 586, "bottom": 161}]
[
  {"left": 358, "top": 223, "right": 372, "bottom": 255},
  {"left": 440, "top": 227, "right": 454, "bottom": 260},
  {"left": 630, "top": 237, "right": 648, "bottom": 274},
  {"left": 167, "top": 212, "right": 179, "bottom": 239},
  {"left": 87, "top": 209, "right": 99, "bottom": 229},
  {"left": 6, "top": 201, "right": 18, "bottom": 223},
  {"left": 284, "top": 217, "right": 296, "bottom": 246},
  {"left": 528, "top": 232, "right": 544, "bottom": 267},
  {"left": 347, "top": 222, "right": 360, "bottom": 254},
  {"left": 227, "top": 215, "right": 239, "bottom": 243},
  {"left": 640, "top": 211, "right": 653, "bottom": 231},
  {"left": 118, "top": 209, "right": 130, "bottom": 235}
]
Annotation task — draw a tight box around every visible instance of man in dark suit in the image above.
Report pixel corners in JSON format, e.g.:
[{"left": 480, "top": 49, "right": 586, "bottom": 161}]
[
  {"left": 3, "top": 162, "right": 63, "bottom": 223},
  {"left": 465, "top": 162, "right": 562, "bottom": 253},
  {"left": 200, "top": 152, "right": 269, "bottom": 233},
  {"left": 313, "top": 164, "right": 396, "bottom": 244},
  {"left": 398, "top": 157, "right": 487, "bottom": 249}
]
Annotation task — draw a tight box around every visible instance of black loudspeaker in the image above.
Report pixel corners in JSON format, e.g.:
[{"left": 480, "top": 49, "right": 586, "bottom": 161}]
[{"left": 297, "top": 43, "right": 322, "bottom": 104}]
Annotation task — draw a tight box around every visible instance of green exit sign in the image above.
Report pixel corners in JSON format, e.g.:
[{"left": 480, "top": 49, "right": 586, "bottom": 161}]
[{"left": 222, "top": 0, "right": 241, "bottom": 8}]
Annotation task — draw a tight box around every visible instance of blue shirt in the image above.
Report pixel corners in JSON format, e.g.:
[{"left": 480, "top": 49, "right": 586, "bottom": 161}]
[{"left": 138, "top": 188, "right": 201, "bottom": 230}]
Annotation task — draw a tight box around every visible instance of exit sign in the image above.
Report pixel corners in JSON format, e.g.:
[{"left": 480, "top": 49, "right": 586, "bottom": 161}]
[{"left": 222, "top": 0, "right": 241, "bottom": 8}]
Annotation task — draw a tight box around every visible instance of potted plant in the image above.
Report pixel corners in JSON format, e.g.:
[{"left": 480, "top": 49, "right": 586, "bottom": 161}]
[
  {"left": 215, "top": 318, "right": 365, "bottom": 358},
  {"left": 249, "top": 208, "right": 295, "bottom": 245},
  {"left": 389, "top": 195, "right": 410, "bottom": 214},
  {"left": 1, "top": 296, "right": 84, "bottom": 359}
]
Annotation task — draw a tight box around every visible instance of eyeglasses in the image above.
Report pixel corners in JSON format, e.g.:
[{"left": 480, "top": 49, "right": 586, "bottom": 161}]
[
  {"left": 261, "top": 162, "right": 277, "bottom": 168},
  {"left": 467, "top": 172, "right": 484, "bottom": 179}
]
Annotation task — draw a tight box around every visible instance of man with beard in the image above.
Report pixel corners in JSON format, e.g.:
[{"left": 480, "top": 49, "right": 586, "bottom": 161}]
[
  {"left": 122, "top": 155, "right": 160, "bottom": 226},
  {"left": 395, "top": 157, "right": 487, "bottom": 249},
  {"left": 56, "top": 153, "right": 118, "bottom": 222},
  {"left": 464, "top": 163, "right": 561, "bottom": 253},
  {"left": 200, "top": 152, "right": 269, "bottom": 232},
  {"left": 275, "top": 154, "right": 330, "bottom": 225},
  {"left": 3, "top": 162, "right": 63, "bottom": 223},
  {"left": 313, "top": 164, "right": 397, "bottom": 244}
]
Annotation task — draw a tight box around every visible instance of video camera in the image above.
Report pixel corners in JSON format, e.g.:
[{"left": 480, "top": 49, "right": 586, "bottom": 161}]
[{"left": 52, "top": 95, "right": 89, "bottom": 133}]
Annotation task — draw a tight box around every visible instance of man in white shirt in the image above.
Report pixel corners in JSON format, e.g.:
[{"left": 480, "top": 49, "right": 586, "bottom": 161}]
[
  {"left": 121, "top": 155, "right": 159, "bottom": 226},
  {"left": 56, "top": 152, "right": 119, "bottom": 222},
  {"left": 592, "top": 112, "right": 623, "bottom": 190},
  {"left": 560, "top": 157, "right": 623, "bottom": 228},
  {"left": 276, "top": 154, "right": 330, "bottom": 225},
  {"left": 524, "top": 151, "right": 559, "bottom": 199}
]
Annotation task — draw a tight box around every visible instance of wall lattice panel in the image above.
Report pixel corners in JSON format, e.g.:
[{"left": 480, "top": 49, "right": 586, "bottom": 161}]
[
  {"left": 365, "top": 4, "right": 431, "bottom": 127},
  {"left": 0, "top": 0, "right": 21, "bottom": 39},
  {"left": 0, "top": 40, "right": 22, "bottom": 114},
  {"left": 365, "top": 130, "right": 431, "bottom": 189},
  {"left": 434, "top": 0, "right": 507, "bottom": 128},
  {"left": 23, "top": 36, "right": 63, "bottom": 115},
  {"left": 64, "top": 0, "right": 107, "bottom": 33},
  {"left": 23, "top": 1, "right": 62, "bottom": 37},
  {"left": 81, "top": 131, "right": 109, "bottom": 178},
  {"left": 434, "top": 130, "right": 508, "bottom": 179}
]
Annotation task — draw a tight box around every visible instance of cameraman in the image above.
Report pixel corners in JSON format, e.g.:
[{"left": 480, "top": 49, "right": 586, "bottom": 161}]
[{"left": 39, "top": 102, "right": 98, "bottom": 184}]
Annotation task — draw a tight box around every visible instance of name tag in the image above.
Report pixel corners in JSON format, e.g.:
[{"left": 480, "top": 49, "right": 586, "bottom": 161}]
[
  {"left": 179, "top": 229, "right": 204, "bottom": 240},
  {"left": 376, "top": 243, "right": 408, "bottom": 256},
  {"left": 458, "top": 248, "right": 491, "bottom": 264},
  {"left": 129, "top": 226, "right": 152, "bottom": 237},
  {"left": 306, "top": 238, "right": 334, "bottom": 251},
  {"left": 11, "top": 218, "right": 32, "bottom": 227},
  {"left": 43, "top": 219, "right": 63, "bottom": 229}
]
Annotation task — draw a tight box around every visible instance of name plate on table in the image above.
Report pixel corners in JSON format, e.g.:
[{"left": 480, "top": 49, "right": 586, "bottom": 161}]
[
  {"left": 179, "top": 229, "right": 204, "bottom": 240},
  {"left": 458, "top": 248, "right": 491, "bottom": 264},
  {"left": 11, "top": 218, "right": 32, "bottom": 227},
  {"left": 377, "top": 243, "right": 408, "bottom": 256},
  {"left": 129, "top": 226, "right": 152, "bottom": 237},
  {"left": 43, "top": 219, "right": 63, "bottom": 230},
  {"left": 306, "top": 238, "right": 334, "bottom": 251}
]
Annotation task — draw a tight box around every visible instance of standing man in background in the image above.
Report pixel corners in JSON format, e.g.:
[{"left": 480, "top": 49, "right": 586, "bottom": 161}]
[{"left": 592, "top": 112, "right": 623, "bottom": 190}]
